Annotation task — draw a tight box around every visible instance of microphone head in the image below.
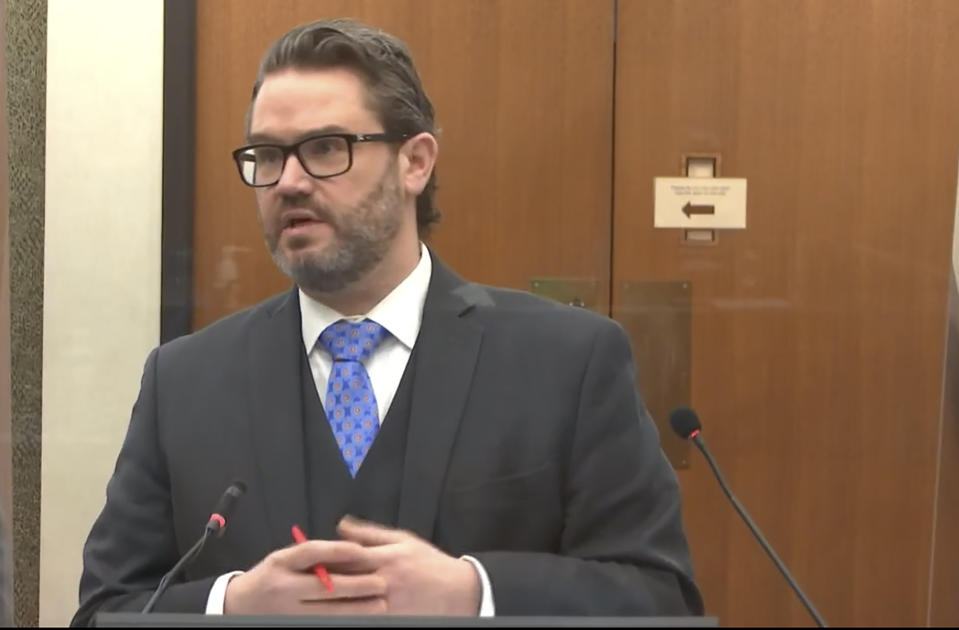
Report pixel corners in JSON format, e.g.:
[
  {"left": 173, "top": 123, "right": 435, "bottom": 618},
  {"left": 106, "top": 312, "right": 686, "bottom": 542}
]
[
  {"left": 227, "top": 480, "right": 247, "bottom": 498},
  {"left": 669, "top": 406, "right": 702, "bottom": 440},
  {"left": 208, "top": 480, "right": 247, "bottom": 536}
]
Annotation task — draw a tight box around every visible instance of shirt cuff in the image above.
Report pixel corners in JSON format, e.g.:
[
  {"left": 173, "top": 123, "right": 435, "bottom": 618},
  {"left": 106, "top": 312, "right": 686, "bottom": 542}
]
[
  {"left": 205, "top": 571, "right": 244, "bottom": 614},
  {"left": 460, "top": 555, "right": 495, "bottom": 617}
]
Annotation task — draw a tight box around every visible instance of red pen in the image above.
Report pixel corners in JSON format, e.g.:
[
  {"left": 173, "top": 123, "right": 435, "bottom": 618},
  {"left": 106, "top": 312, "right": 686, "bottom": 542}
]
[{"left": 291, "top": 524, "right": 334, "bottom": 592}]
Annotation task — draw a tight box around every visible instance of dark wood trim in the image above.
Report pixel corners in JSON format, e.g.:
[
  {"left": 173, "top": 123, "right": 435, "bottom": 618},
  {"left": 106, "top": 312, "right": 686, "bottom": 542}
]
[{"left": 161, "top": 0, "right": 196, "bottom": 342}]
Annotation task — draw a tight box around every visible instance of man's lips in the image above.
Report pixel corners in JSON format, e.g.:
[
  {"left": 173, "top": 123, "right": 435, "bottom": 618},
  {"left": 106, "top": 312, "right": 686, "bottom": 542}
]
[
  {"left": 285, "top": 218, "right": 321, "bottom": 228},
  {"left": 281, "top": 220, "right": 330, "bottom": 242},
  {"left": 279, "top": 210, "right": 328, "bottom": 233}
]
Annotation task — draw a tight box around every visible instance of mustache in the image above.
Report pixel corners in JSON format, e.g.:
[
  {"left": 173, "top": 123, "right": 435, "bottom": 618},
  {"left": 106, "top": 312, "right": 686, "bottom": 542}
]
[{"left": 276, "top": 196, "right": 336, "bottom": 225}]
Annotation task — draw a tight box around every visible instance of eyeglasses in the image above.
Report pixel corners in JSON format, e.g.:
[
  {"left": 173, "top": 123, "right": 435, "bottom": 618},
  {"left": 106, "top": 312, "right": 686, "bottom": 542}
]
[{"left": 231, "top": 132, "right": 409, "bottom": 187}]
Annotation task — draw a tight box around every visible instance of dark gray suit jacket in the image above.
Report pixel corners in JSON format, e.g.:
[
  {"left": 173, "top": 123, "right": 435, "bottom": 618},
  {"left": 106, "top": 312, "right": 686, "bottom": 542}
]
[{"left": 72, "top": 255, "right": 704, "bottom": 625}]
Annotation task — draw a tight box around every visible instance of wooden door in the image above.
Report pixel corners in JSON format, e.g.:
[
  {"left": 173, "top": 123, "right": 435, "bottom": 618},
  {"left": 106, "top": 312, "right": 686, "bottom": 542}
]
[
  {"left": 613, "top": 0, "right": 959, "bottom": 626},
  {"left": 193, "top": 0, "right": 614, "bottom": 328}
]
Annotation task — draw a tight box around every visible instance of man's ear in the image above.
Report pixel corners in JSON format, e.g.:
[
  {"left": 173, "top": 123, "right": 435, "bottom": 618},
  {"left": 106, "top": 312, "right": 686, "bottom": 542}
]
[{"left": 398, "top": 132, "right": 438, "bottom": 197}]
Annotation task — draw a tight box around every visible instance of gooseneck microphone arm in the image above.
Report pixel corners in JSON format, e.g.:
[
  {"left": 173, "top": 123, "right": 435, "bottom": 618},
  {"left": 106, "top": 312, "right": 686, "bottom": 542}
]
[
  {"left": 141, "top": 481, "right": 247, "bottom": 614},
  {"left": 141, "top": 532, "right": 211, "bottom": 614},
  {"left": 670, "top": 408, "right": 827, "bottom": 628},
  {"left": 689, "top": 434, "right": 826, "bottom": 628}
]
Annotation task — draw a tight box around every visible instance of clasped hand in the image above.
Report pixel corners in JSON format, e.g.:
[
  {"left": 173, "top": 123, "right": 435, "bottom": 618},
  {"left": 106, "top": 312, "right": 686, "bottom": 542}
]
[{"left": 224, "top": 516, "right": 480, "bottom": 616}]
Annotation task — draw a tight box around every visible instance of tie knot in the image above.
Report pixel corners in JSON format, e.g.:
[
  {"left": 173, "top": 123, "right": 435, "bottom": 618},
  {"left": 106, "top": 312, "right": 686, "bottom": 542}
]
[{"left": 318, "top": 319, "right": 388, "bottom": 362}]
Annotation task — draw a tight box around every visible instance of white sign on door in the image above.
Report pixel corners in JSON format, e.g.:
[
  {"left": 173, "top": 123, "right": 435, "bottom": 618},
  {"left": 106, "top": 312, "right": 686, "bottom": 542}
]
[{"left": 654, "top": 177, "right": 747, "bottom": 229}]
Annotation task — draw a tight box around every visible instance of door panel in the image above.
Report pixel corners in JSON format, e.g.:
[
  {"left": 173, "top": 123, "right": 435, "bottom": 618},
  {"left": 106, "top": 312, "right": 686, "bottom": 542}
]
[
  {"left": 193, "top": 0, "right": 614, "bottom": 328},
  {"left": 614, "top": 1, "right": 959, "bottom": 625}
]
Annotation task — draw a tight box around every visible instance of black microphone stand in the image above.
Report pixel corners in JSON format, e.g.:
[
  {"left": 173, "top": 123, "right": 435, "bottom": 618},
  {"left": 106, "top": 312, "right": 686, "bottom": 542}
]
[
  {"left": 141, "top": 525, "right": 215, "bottom": 613},
  {"left": 691, "top": 434, "right": 827, "bottom": 628}
]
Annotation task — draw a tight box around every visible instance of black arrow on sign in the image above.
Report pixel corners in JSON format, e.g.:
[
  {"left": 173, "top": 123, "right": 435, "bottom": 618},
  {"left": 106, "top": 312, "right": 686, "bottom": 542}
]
[{"left": 682, "top": 202, "right": 715, "bottom": 218}]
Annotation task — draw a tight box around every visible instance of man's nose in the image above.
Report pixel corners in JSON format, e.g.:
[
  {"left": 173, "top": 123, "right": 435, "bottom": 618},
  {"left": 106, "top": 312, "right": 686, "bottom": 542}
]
[{"left": 273, "top": 152, "right": 313, "bottom": 194}]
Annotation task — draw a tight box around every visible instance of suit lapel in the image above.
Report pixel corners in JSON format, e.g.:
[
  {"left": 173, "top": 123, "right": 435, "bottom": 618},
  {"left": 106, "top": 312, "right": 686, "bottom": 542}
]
[
  {"left": 246, "top": 289, "right": 310, "bottom": 550},
  {"left": 398, "top": 257, "right": 484, "bottom": 540}
]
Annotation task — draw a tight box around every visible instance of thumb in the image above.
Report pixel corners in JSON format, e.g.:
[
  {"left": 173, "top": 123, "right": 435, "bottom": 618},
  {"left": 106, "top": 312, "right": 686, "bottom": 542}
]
[{"left": 337, "top": 515, "right": 408, "bottom": 547}]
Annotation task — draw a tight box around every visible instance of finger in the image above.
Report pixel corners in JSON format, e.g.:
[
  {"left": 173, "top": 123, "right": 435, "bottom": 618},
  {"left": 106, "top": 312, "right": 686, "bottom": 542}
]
[
  {"left": 337, "top": 515, "right": 408, "bottom": 546},
  {"left": 322, "top": 554, "right": 381, "bottom": 575},
  {"left": 271, "top": 539, "right": 373, "bottom": 572},
  {"left": 287, "top": 572, "right": 388, "bottom": 602},
  {"left": 300, "top": 596, "right": 388, "bottom": 616}
]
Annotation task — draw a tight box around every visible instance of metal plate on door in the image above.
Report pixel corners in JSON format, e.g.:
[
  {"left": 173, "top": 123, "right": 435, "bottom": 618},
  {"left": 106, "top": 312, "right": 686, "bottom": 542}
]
[{"left": 530, "top": 277, "right": 602, "bottom": 314}]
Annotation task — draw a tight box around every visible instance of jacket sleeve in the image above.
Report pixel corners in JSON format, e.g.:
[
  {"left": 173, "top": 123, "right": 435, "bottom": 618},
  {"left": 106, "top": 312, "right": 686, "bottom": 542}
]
[
  {"left": 473, "top": 320, "right": 704, "bottom": 616},
  {"left": 71, "top": 348, "right": 217, "bottom": 627}
]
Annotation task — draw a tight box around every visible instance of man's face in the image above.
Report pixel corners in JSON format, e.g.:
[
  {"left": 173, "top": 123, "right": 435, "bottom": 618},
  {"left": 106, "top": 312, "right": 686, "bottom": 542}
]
[{"left": 248, "top": 67, "right": 405, "bottom": 294}]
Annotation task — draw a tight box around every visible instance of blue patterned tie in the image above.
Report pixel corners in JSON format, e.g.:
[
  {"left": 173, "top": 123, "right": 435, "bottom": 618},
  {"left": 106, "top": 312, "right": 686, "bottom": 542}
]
[{"left": 318, "top": 319, "right": 389, "bottom": 477}]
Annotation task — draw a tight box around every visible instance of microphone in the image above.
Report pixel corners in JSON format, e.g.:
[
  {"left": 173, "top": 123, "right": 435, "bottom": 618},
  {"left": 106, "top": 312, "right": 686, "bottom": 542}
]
[
  {"left": 141, "top": 480, "right": 247, "bottom": 613},
  {"left": 670, "top": 407, "right": 827, "bottom": 628}
]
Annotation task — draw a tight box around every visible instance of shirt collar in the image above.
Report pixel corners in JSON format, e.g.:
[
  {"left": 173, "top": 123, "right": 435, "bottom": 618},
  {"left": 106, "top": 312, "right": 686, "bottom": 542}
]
[{"left": 300, "top": 242, "right": 432, "bottom": 353}]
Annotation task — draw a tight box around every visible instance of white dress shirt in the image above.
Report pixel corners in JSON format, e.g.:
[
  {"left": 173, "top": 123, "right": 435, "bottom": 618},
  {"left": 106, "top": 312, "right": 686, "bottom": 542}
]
[{"left": 206, "top": 243, "right": 494, "bottom": 616}]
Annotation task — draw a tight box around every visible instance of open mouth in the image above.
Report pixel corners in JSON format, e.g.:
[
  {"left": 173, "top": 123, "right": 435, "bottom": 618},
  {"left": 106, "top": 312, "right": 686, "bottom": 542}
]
[
  {"left": 281, "top": 213, "right": 326, "bottom": 233},
  {"left": 287, "top": 218, "right": 317, "bottom": 228}
]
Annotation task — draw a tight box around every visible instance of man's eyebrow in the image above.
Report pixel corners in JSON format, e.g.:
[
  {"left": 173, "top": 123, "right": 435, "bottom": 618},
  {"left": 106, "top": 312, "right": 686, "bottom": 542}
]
[{"left": 246, "top": 125, "right": 352, "bottom": 145}]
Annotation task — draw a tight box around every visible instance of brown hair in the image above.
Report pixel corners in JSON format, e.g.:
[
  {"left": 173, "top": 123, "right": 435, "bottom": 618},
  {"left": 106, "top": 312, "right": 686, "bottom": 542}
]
[{"left": 250, "top": 18, "right": 440, "bottom": 236}]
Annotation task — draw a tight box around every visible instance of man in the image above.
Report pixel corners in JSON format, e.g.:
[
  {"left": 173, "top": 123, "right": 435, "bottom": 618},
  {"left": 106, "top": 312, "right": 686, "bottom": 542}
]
[{"left": 72, "top": 18, "right": 703, "bottom": 625}]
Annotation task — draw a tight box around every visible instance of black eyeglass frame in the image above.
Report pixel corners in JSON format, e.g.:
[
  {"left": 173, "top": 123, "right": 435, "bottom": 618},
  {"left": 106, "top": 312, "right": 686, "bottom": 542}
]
[{"left": 231, "top": 132, "right": 410, "bottom": 187}]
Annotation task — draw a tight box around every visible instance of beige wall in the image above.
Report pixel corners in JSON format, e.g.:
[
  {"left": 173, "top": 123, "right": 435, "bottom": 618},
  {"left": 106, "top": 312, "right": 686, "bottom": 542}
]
[{"left": 40, "top": 0, "right": 163, "bottom": 625}]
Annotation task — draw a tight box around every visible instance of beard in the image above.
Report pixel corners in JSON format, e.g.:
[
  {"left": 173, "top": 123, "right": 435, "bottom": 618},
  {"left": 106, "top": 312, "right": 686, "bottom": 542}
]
[{"left": 263, "top": 166, "right": 404, "bottom": 294}]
